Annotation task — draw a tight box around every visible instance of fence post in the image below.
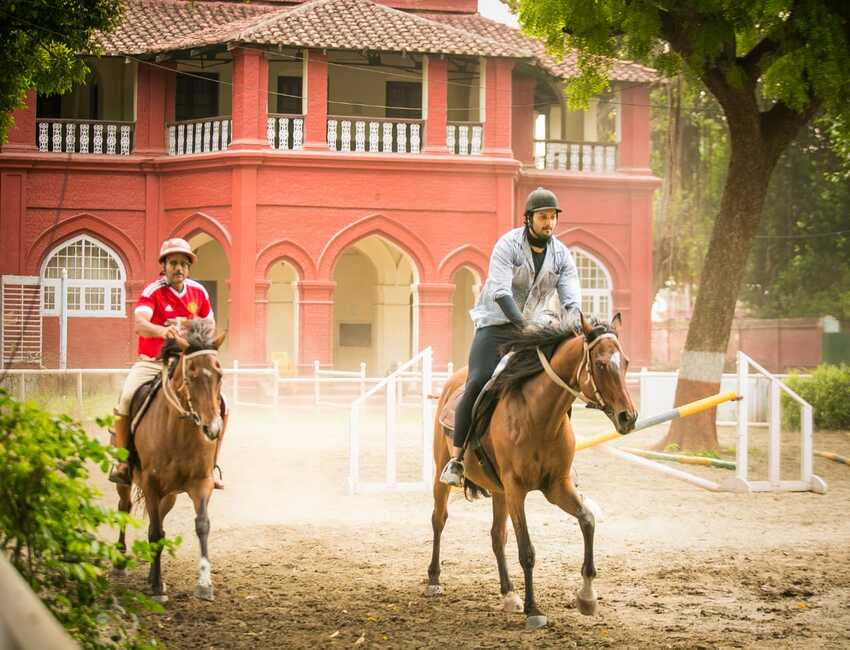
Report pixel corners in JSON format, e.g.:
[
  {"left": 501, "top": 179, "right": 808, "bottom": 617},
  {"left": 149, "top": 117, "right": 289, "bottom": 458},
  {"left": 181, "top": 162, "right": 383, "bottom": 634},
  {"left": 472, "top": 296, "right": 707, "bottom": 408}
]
[
  {"left": 314, "top": 360, "right": 321, "bottom": 406},
  {"left": 76, "top": 371, "right": 84, "bottom": 419},
  {"left": 349, "top": 404, "right": 360, "bottom": 495},
  {"left": 768, "top": 377, "right": 781, "bottom": 488},
  {"left": 233, "top": 360, "right": 240, "bottom": 408},
  {"left": 736, "top": 352, "right": 749, "bottom": 484},
  {"left": 272, "top": 360, "right": 280, "bottom": 409},
  {"left": 801, "top": 403, "right": 813, "bottom": 483},
  {"left": 386, "top": 375, "right": 397, "bottom": 487},
  {"left": 421, "top": 347, "right": 434, "bottom": 485},
  {"left": 359, "top": 361, "right": 366, "bottom": 397}
]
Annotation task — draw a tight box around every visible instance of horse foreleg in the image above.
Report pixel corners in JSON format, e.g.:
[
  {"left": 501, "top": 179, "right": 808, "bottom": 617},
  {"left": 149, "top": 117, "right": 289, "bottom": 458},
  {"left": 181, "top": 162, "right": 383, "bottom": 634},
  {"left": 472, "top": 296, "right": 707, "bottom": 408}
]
[
  {"left": 506, "top": 484, "right": 546, "bottom": 629},
  {"left": 426, "top": 474, "right": 450, "bottom": 597},
  {"left": 543, "top": 478, "right": 597, "bottom": 616},
  {"left": 113, "top": 484, "right": 132, "bottom": 574},
  {"left": 189, "top": 484, "right": 215, "bottom": 601},
  {"left": 491, "top": 493, "right": 521, "bottom": 612},
  {"left": 146, "top": 496, "right": 168, "bottom": 602}
]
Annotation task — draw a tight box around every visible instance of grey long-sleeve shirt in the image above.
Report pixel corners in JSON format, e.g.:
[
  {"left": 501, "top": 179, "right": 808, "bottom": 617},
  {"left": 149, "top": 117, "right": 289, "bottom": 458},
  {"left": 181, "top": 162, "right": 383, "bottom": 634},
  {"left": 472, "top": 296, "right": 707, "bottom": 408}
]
[{"left": 469, "top": 227, "right": 581, "bottom": 329}]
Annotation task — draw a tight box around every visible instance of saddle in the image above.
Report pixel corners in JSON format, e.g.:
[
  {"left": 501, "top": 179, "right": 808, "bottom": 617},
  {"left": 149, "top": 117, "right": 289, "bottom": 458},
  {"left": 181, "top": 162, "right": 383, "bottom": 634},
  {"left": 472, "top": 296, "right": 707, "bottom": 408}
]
[{"left": 129, "top": 374, "right": 163, "bottom": 439}]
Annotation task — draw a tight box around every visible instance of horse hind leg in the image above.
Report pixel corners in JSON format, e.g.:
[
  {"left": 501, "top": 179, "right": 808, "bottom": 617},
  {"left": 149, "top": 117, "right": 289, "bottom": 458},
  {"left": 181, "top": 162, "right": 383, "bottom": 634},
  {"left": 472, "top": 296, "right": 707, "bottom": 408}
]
[
  {"left": 491, "top": 493, "right": 521, "bottom": 613},
  {"left": 146, "top": 495, "right": 169, "bottom": 603},
  {"left": 543, "top": 478, "right": 598, "bottom": 616},
  {"left": 113, "top": 484, "right": 132, "bottom": 575}
]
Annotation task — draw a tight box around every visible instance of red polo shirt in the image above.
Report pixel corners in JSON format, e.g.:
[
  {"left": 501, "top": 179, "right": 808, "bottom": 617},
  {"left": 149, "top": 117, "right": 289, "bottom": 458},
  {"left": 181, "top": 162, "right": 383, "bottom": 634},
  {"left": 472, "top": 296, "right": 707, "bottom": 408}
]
[{"left": 134, "top": 277, "right": 213, "bottom": 358}]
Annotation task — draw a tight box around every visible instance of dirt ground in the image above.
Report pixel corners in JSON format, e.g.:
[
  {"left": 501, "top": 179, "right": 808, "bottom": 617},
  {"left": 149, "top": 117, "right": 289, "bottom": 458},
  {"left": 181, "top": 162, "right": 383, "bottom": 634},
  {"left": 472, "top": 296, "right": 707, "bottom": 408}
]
[{"left": 97, "top": 405, "right": 850, "bottom": 649}]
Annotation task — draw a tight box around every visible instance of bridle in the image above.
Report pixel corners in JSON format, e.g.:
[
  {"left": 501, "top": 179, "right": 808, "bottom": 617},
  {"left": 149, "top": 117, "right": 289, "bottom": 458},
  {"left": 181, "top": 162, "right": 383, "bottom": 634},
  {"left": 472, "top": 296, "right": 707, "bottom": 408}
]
[
  {"left": 160, "top": 348, "right": 219, "bottom": 427},
  {"left": 536, "top": 332, "right": 625, "bottom": 413}
]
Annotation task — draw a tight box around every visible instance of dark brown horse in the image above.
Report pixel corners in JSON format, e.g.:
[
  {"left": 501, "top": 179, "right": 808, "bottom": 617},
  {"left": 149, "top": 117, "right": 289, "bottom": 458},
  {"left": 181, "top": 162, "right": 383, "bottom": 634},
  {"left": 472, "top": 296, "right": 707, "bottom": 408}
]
[
  {"left": 428, "top": 313, "right": 637, "bottom": 629},
  {"left": 116, "top": 320, "right": 226, "bottom": 602}
]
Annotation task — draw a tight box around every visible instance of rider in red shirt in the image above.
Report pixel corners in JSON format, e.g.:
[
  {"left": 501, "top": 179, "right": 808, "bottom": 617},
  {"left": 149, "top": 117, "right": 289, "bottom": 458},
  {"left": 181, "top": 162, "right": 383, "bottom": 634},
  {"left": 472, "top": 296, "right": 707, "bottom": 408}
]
[{"left": 109, "top": 238, "right": 225, "bottom": 489}]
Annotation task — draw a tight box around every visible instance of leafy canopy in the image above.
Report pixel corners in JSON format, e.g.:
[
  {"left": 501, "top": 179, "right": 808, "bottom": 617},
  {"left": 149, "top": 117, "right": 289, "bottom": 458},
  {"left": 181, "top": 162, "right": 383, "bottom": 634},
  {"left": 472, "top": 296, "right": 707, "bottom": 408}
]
[{"left": 0, "top": 0, "right": 122, "bottom": 143}]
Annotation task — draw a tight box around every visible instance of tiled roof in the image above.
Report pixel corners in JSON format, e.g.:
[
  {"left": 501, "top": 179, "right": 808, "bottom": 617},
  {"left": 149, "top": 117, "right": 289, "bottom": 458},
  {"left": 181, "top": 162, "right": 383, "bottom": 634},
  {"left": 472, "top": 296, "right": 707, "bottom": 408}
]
[
  {"left": 423, "top": 13, "right": 659, "bottom": 83},
  {"left": 95, "top": 0, "right": 275, "bottom": 55},
  {"left": 95, "top": 0, "right": 656, "bottom": 83}
]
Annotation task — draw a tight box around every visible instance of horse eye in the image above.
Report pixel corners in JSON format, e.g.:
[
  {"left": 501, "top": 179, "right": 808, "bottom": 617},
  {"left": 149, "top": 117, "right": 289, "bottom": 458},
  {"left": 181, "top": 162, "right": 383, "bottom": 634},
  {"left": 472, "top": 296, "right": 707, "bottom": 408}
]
[{"left": 595, "top": 360, "right": 606, "bottom": 371}]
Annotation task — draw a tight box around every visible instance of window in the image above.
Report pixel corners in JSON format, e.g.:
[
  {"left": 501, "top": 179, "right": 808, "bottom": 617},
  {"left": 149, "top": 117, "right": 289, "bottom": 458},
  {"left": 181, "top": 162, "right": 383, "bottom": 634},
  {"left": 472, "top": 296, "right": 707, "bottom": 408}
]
[
  {"left": 276, "top": 76, "right": 303, "bottom": 114},
  {"left": 176, "top": 72, "right": 219, "bottom": 121},
  {"left": 41, "top": 235, "right": 126, "bottom": 317},
  {"left": 385, "top": 81, "right": 422, "bottom": 119},
  {"left": 571, "top": 248, "right": 613, "bottom": 321}
]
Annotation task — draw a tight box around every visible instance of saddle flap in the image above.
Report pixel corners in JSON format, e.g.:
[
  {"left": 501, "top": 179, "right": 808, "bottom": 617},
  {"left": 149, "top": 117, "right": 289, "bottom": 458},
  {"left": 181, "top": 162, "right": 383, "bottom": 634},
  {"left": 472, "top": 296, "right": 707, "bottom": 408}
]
[
  {"left": 129, "top": 374, "right": 162, "bottom": 437},
  {"left": 439, "top": 386, "right": 465, "bottom": 432}
]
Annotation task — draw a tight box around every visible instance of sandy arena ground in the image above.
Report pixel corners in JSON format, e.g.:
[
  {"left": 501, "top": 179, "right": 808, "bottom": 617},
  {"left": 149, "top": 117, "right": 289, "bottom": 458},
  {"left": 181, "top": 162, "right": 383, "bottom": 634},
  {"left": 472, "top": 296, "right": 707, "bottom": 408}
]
[{"left": 95, "top": 404, "right": 850, "bottom": 649}]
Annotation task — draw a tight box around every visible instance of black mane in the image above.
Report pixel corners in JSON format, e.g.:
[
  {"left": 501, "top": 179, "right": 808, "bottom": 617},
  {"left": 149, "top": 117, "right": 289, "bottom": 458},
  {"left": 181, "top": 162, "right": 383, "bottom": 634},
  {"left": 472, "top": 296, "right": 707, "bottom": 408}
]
[{"left": 159, "top": 319, "right": 216, "bottom": 363}]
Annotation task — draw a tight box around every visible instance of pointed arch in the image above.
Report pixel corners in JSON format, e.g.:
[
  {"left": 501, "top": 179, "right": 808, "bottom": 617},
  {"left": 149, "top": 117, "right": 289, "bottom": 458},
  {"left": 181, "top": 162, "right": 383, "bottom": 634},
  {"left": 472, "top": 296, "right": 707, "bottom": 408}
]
[
  {"left": 256, "top": 238, "right": 316, "bottom": 281},
  {"left": 26, "top": 213, "right": 142, "bottom": 278},
  {"left": 169, "top": 212, "right": 232, "bottom": 258},
  {"left": 317, "top": 214, "right": 435, "bottom": 280},
  {"left": 438, "top": 244, "right": 489, "bottom": 283},
  {"left": 557, "top": 226, "right": 627, "bottom": 289}
]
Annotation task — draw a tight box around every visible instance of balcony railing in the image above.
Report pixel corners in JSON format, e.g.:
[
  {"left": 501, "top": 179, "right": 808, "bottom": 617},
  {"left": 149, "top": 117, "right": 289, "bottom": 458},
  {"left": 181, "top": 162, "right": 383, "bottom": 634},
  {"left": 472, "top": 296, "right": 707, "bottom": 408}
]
[
  {"left": 447, "top": 122, "right": 483, "bottom": 155},
  {"left": 267, "top": 114, "right": 304, "bottom": 151},
  {"left": 327, "top": 116, "right": 423, "bottom": 154},
  {"left": 533, "top": 140, "right": 617, "bottom": 173},
  {"left": 167, "top": 116, "right": 231, "bottom": 156},
  {"left": 36, "top": 119, "right": 133, "bottom": 155}
]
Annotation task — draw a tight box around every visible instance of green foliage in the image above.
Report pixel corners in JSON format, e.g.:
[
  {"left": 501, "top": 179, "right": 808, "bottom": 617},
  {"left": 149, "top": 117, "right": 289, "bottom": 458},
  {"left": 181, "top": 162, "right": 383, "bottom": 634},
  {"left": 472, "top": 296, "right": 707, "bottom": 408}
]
[
  {"left": 0, "top": 0, "right": 123, "bottom": 143},
  {"left": 0, "top": 389, "right": 177, "bottom": 649},
  {"left": 782, "top": 365, "right": 850, "bottom": 431},
  {"left": 743, "top": 115, "right": 850, "bottom": 320}
]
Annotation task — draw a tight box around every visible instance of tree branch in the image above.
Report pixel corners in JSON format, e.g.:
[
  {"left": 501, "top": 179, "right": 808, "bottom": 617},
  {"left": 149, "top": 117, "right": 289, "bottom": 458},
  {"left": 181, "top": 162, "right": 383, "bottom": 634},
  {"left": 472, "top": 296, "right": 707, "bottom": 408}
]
[
  {"left": 740, "top": 4, "right": 800, "bottom": 78},
  {"left": 761, "top": 99, "right": 822, "bottom": 165}
]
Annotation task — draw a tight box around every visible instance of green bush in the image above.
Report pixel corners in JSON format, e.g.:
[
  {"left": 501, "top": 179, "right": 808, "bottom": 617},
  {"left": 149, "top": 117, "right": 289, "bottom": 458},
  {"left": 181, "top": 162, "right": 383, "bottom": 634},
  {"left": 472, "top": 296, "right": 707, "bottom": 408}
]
[
  {"left": 0, "top": 389, "right": 177, "bottom": 649},
  {"left": 782, "top": 364, "right": 850, "bottom": 430}
]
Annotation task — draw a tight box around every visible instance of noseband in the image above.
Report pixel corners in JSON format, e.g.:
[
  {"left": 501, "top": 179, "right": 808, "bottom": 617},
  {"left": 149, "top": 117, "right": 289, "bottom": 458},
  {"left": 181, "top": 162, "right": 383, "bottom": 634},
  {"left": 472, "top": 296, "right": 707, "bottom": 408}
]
[
  {"left": 161, "top": 348, "right": 219, "bottom": 426},
  {"left": 536, "top": 332, "right": 624, "bottom": 411}
]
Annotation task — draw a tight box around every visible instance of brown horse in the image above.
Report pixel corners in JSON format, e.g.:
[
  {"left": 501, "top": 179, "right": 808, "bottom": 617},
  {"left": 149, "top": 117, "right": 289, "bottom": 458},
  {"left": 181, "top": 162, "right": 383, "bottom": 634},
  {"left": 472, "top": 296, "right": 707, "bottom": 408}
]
[
  {"left": 427, "top": 313, "right": 637, "bottom": 629},
  {"left": 116, "top": 320, "right": 226, "bottom": 602}
]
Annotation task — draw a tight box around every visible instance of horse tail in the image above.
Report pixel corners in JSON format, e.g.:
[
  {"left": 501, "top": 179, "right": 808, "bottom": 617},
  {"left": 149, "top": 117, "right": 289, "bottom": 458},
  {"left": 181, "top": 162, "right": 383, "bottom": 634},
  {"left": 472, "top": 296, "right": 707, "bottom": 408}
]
[{"left": 463, "top": 477, "right": 491, "bottom": 501}]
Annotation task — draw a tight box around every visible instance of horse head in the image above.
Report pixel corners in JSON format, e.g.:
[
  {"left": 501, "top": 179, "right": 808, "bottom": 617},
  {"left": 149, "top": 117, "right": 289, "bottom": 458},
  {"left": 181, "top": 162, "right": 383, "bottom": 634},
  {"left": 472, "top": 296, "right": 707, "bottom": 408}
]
[
  {"left": 577, "top": 312, "right": 637, "bottom": 434},
  {"left": 166, "top": 321, "right": 227, "bottom": 440}
]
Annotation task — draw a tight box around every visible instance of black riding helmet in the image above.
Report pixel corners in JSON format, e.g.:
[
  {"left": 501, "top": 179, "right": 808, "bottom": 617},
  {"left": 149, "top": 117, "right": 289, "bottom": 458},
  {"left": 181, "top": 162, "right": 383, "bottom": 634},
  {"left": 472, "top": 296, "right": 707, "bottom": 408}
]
[{"left": 524, "top": 187, "right": 562, "bottom": 217}]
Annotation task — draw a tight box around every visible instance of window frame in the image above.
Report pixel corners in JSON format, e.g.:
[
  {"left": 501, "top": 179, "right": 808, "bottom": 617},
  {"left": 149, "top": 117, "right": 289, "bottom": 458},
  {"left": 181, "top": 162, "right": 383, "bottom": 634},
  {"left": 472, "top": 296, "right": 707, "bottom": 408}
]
[
  {"left": 40, "top": 234, "right": 126, "bottom": 318},
  {"left": 570, "top": 247, "right": 613, "bottom": 322}
]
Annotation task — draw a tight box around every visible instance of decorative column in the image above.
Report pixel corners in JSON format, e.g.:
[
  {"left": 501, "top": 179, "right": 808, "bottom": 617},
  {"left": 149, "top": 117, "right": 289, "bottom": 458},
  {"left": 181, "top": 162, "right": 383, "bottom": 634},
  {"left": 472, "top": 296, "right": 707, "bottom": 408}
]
[
  {"left": 482, "top": 59, "right": 514, "bottom": 157},
  {"left": 298, "top": 280, "right": 335, "bottom": 371},
  {"left": 617, "top": 85, "right": 652, "bottom": 174},
  {"left": 303, "top": 50, "right": 329, "bottom": 151},
  {"left": 230, "top": 165, "right": 259, "bottom": 361},
  {"left": 231, "top": 48, "right": 269, "bottom": 150},
  {"left": 3, "top": 90, "right": 37, "bottom": 153},
  {"left": 423, "top": 56, "right": 448, "bottom": 154},
  {"left": 254, "top": 280, "right": 271, "bottom": 363},
  {"left": 511, "top": 77, "right": 536, "bottom": 165},
  {"left": 134, "top": 63, "right": 170, "bottom": 156},
  {"left": 416, "top": 282, "right": 455, "bottom": 370}
]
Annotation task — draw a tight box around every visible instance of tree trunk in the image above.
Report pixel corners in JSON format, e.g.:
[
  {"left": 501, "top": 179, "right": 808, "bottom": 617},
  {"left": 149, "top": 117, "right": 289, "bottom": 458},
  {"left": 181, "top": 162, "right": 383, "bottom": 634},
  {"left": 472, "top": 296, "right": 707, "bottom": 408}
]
[{"left": 658, "top": 127, "right": 773, "bottom": 451}]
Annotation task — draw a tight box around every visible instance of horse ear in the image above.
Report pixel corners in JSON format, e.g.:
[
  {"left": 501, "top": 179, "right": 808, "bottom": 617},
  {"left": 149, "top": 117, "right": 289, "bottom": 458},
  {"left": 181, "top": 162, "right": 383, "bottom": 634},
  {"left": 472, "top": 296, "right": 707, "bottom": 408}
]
[
  {"left": 580, "top": 310, "right": 594, "bottom": 336},
  {"left": 611, "top": 312, "right": 622, "bottom": 333},
  {"left": 213, "top": 330, "right": 227, "bottom": 350}
]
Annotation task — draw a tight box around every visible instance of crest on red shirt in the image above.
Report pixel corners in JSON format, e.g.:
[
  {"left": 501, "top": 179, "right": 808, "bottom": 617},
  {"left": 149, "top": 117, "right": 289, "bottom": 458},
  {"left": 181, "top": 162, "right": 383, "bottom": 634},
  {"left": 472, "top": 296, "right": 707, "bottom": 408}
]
[{"left": 187, "top": 301, "right": 198, "bottom": 315}]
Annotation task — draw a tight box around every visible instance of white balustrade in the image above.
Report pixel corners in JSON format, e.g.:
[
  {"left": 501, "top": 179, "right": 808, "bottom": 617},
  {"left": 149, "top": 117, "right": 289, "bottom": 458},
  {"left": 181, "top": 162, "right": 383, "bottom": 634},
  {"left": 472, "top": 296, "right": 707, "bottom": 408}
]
[
  {"left": 35, "top": 120, "right": 134, "bottom": 155},
  {"left": 533, "top": 140, "right": 618, "bottom": 172},
  {"left": 327, "top": 117, "right": 423, "bottom": 154},
  {"left": 447, "top": 122, "right": 484, "bottom": 155},
  {"left": 166, "top": 117, "right": 232, "bottom": 156}
]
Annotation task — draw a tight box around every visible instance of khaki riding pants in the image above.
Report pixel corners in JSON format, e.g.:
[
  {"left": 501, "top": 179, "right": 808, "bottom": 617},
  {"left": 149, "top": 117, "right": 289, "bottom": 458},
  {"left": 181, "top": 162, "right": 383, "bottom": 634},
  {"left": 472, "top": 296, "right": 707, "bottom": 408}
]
[{"left": 115, "top": 360, "right": 162, "bottom": 417}]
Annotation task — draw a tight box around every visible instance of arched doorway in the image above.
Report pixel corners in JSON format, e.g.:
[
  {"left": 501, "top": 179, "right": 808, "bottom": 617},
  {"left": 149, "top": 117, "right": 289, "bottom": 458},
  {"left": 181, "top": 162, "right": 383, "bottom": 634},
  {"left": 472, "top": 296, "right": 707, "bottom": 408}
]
[
  {"left": 188, "top": 234, "right": 230, "bottom": 350},
  {"left": 451, "top": 266, "right": 480, "bottom": 369},
  {"left": 571, "top": 247, "right": 613, "bottom": 320},
  {"left": 266, "top": 260, "right": 299, "bottom": 374},
  {"left": 332, "top": 235, "right": 418, "bottom": 373}
]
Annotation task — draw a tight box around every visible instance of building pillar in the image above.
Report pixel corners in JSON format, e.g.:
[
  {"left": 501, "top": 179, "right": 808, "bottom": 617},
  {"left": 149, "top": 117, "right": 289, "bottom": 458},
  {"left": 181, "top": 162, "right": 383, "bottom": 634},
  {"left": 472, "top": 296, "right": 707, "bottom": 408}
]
[
  {"left": 231, "top": 48, "right": 269, "bottom": 150},
  {"left": 298, "top": 280, "right": 335, "bottom": 371},
  {"left": 416, "top": 282, "right": 454, "bottom": 370},
  {"left": 0, "top": 171, "right": 26, "bottom": 274},
  {"left": 511, "top": 77, "right": 536, "bottom": 165},
  {"left": 4, "top": 90, "right": 37, "bottom": 153},
  {"left": 628, "top": 191, "right": 653, "bottom": 367},
  {"left": 254, "top": 280, "right": 271, "bottom": 362},
  {"left": 482, "top": 59, "right": 514, "bottom": 157},
  {"left": 303, "top": 50, "right": 328, "bottom": 151},
  {"left": 134, "top": 63, "right": 170, "bottom": 156},
  {"left": 231, "top": 165, "right": 259, "bottom": 361},
  {"left": 423, "top": 56, "right": 448, "bottom": 154},
  {"left": 375, "top": 284, "right": 412, "bottom": 373},
  {"left": 617, "top": 85, "right": 651, "bottom": 174}
]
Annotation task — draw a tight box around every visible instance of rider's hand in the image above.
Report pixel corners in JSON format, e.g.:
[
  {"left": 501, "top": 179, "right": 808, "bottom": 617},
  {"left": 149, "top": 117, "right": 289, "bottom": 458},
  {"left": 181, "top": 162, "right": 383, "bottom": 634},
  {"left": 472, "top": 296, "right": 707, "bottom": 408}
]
[{"left": 161, "top": 324, "right": 181, "bottom": 340}]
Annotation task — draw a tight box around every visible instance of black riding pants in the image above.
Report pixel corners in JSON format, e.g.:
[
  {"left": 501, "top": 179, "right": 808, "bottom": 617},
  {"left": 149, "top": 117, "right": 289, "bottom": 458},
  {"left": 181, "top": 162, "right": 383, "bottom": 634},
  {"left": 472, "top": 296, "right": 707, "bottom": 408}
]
[{"left": 452, "top": 323, "right": 518, "bottom": 449}]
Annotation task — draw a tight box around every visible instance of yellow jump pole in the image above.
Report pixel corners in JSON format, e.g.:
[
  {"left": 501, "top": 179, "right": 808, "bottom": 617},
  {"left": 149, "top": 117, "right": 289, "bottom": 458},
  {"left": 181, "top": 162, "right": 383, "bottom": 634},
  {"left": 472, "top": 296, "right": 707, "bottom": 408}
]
[
  {"left": 575, "top": 391, "right": 741, "bottom": 452},
  {"left": 814, "top": 451, "right": 850, "bottom": 466}
]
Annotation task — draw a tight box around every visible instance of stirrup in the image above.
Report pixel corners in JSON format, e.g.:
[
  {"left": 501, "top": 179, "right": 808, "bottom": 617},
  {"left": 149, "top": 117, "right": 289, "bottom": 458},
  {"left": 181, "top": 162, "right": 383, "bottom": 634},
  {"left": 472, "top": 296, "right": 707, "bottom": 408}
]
[
  {"left": 109, "top": 463, "right": 131, "bottom": 486},
  {"left": 439, "top": 458, "right": 464, "bottom": 487}
]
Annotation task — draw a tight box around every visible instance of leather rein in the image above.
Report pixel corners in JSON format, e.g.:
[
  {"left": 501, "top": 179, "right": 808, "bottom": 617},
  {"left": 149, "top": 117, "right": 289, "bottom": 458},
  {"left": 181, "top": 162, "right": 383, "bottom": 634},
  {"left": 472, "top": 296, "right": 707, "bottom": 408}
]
[{"left": 160, "top": 348, "right": 219, "bottom": 426}]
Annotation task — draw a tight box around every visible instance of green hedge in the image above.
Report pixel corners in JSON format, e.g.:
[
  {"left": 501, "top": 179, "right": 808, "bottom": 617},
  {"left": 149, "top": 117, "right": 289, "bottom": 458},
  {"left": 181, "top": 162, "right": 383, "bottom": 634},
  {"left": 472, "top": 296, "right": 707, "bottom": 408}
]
[
  {"left": 0, "top": 389, "right": 177, "bottom": 649},
  {"left": 782, "top": 364, "right": 850, "bottom": 430}
]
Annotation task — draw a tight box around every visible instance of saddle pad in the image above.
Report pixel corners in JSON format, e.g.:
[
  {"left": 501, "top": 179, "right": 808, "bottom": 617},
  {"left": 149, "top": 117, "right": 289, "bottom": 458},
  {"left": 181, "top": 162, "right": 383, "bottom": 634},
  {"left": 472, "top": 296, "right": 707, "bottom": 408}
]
[
  {"left": 439, "top": 386, "right": 465, "bottom": 432},
  {"left": 129, "top": 375, "right": 162, "bottom": 437}
]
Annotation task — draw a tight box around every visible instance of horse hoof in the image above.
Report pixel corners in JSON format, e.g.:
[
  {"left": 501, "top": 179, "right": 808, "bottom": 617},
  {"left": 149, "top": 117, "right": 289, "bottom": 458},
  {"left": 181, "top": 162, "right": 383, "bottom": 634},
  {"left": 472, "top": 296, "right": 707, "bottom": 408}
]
[
  {"left": 195, "top": 584, "right": 215, "bottom": 601},
  {"left": 577, "top": 595, "right": 598, "bottom": 616},
  {"left": 525, "top": 615, "right": 548, "bottom": 630},
  {"left": 152, "top": 594, "right": 169, "bottom": 604},
  {"left": 424, "top": 584, "right": 443, "bottom": 597},
  {"left": 502, "top": 591, "right": 523, "bottom": 613}
]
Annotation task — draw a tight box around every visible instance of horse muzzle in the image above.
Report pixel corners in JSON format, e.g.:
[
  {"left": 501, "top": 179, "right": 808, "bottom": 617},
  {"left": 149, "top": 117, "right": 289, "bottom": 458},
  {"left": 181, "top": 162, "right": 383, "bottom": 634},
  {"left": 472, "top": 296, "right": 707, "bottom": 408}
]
[
  {"left": 615, "top": 409, "right": 637, "bottom": 434},
  {"left": 202, "top": 416, "right": 222, "bottom": 440}
]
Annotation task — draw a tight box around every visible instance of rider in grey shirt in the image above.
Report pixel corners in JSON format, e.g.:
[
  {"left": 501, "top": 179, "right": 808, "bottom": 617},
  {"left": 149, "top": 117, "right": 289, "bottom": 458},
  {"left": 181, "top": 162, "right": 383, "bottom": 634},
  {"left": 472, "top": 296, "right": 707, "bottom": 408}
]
[{"left": 440, "top": 187, "right": 582, "bottom": 486}]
